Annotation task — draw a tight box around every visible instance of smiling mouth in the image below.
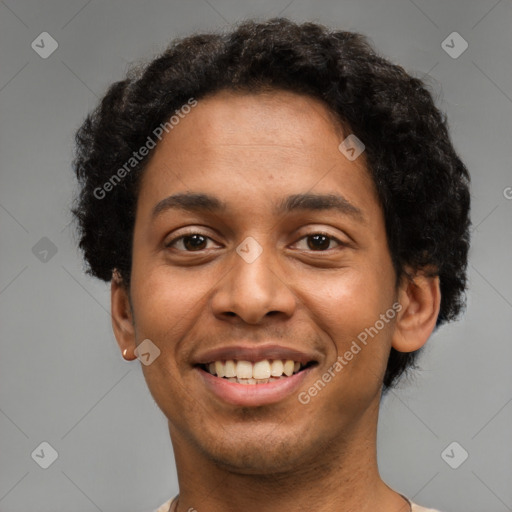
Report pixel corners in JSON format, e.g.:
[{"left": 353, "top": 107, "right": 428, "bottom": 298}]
[{"left": 198, "top": 359, "right": 317, "bottom": 385}]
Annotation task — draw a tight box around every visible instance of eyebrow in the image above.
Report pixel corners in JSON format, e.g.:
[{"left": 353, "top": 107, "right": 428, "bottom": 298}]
[
  {"left": 277, "top": 193, "right": 364, "bottom": 221},
  {"left": 151, "top": 192, "right": 365, "bottom": 222},
  {"left": 152, "top": 193, "right": 226, "bottom": 219}
]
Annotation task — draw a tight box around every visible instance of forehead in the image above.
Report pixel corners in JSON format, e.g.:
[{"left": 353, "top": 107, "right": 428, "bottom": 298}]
[
  {"left": 136, "top": 89, "right": 378, "bottom": 219},
  {"left": 183, "top": 89, "right": 345, "bottom": 146}
]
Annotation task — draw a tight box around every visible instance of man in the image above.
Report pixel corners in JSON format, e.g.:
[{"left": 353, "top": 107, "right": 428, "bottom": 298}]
[{"left": 72, "top": 18, "right": 470, "bottom": 512}]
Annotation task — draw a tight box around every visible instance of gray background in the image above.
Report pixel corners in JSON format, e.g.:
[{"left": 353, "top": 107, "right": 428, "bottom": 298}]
[{"left": 0, "top": 1, "right": 511, "bottom": 511}]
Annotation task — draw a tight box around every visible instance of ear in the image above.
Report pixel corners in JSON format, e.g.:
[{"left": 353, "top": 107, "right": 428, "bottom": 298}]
[
  {"left": 111, "top": 270, "right": 137, "bottom": 360},
  {"left": 392, "top": 269, "right": 441, "bottom": 353}
]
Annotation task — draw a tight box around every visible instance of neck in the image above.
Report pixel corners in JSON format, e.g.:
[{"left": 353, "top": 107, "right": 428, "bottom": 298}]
[{"left": 167, "top": 400, "right": 409, "bottom": 512}]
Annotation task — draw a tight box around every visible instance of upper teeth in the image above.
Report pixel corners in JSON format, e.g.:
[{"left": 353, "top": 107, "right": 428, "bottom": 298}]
[{"left": 207, "top": 359, "right": 301, "bottom": 379}]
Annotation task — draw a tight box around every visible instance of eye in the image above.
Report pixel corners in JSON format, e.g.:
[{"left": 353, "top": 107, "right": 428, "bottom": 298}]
[
  {"left": 294, "top": 233, "right": 343, "bottom": 251},
  {"left": 165, "top": 231, "right": 344, "bottom": 253},
  {"left": 165, "top": 233, "right": 218, "bottom": 252}
]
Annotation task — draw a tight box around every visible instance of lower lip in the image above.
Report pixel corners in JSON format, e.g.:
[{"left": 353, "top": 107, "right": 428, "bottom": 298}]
[{"left": 196, "top": 366, "right": 314, "bottom": 407}]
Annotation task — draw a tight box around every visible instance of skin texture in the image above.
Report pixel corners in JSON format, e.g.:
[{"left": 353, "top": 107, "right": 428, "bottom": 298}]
[{"left": 111, "top": 90, "right": 440, "bottom": 512}]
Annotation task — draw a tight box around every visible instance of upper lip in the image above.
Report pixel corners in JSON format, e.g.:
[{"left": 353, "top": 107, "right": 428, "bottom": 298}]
[{"left": 193, "top": 343, "right": 320, "bottom": 365}]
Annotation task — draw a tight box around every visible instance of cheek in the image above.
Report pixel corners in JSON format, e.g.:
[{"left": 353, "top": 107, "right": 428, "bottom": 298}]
[
  {"left": 130, "top": 263, "right": 209, "bottom": 335},
  {"left": 306, "top": 265, "right": 394, "bottom": 329},
  {"left": 304, "top": 278, "right": 396, "bottom": 413},
  {"left": 129, "top": 267, "right": 204, "bottom": 410},
  {"left": 302, "top": 261, "right": 396, "bottom": 376}
]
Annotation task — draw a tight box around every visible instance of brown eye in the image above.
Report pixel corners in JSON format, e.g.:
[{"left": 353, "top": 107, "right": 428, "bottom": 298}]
[
  {"left": 307, "top": 234, "right": 331, "bottom": 250},
  {"left": 294, "top": 233, "right": 342, "bottom": 251},
  {"left": 166, "top": 233, "right": 214, "bottom": 251},
  {"left": 182, "top": 234, "right": 208, "bottom": 251}
]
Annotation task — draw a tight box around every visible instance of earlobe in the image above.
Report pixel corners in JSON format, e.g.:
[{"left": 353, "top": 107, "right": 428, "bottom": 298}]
[
  {"left": 392, "top": 271, "right": 441, "bottom": 353},
  {"left": 111, "top": 270, "right": 137, "bottom": 360}
]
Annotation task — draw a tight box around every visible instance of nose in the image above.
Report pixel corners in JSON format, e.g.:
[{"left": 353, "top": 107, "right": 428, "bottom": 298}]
[{"left": 210, "top": 239, "right": 297, "bottom": 325}]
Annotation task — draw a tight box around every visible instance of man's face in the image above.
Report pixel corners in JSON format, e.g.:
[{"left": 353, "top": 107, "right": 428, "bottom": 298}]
[{"left": 126, "top": 90, "right": 399, "bottom": 473}]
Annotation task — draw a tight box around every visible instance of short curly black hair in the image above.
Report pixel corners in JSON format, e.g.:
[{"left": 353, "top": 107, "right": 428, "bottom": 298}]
[{"left": 72, "top": 18, "right": 471, "bottom": 390}]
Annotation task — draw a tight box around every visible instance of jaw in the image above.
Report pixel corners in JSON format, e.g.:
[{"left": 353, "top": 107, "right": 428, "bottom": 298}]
[{"left": 168, "top": 370, "right": 381, "bottom": 477}]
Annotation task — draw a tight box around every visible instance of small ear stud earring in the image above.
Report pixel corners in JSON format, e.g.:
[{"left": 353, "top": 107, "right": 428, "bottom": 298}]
[{"left": 122, "top": 348, "right": 130, "bottom": 360}]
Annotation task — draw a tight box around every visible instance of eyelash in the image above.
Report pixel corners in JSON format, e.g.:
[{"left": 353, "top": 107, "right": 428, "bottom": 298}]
[{"left": 165, "top": 231, "right": 344, "bottom": 252}]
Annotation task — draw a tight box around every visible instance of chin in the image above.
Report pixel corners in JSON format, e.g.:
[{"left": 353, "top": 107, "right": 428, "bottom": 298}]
[
  {"left": 209, "top": 448, "right": 301, "bottom": 476},
  {"left": 199, "top": 427, "right": 319, "bottom": 476}
]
